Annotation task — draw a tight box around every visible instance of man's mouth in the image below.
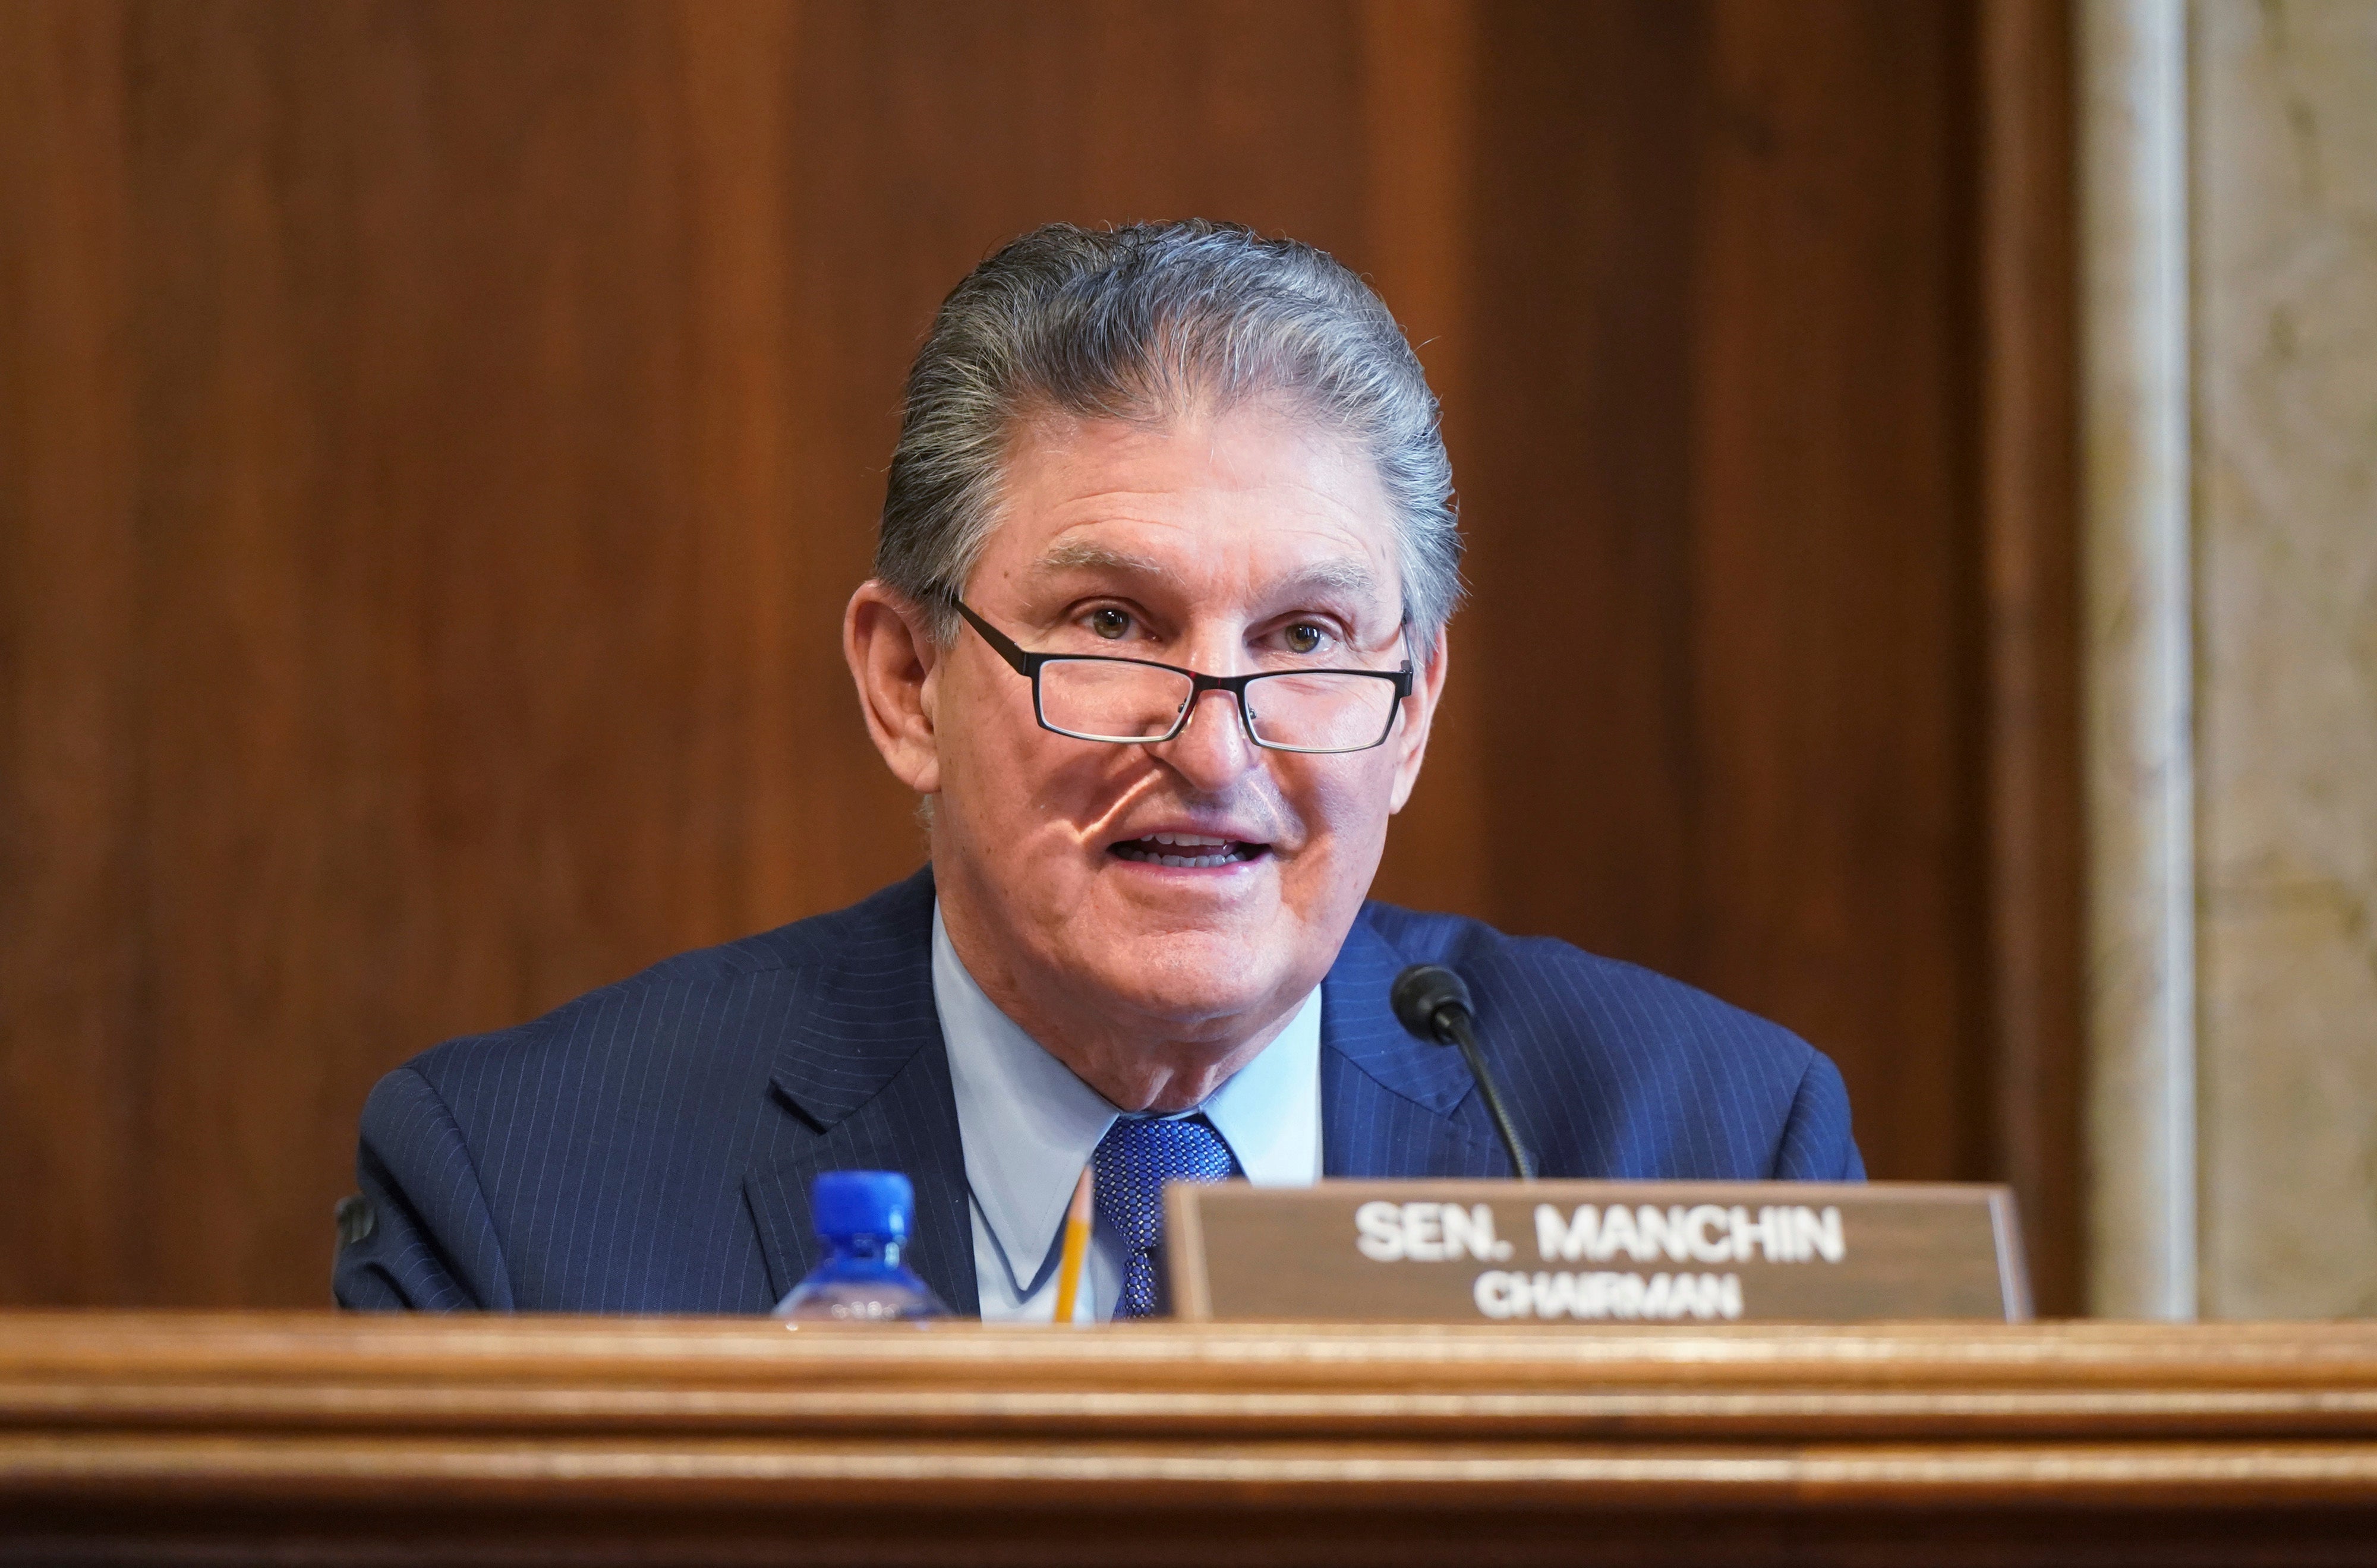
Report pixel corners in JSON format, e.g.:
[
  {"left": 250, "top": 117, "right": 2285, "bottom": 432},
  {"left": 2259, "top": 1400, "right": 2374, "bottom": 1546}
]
[{"left": 1108, "top": 833, "right": 1269, "bottom": 869}]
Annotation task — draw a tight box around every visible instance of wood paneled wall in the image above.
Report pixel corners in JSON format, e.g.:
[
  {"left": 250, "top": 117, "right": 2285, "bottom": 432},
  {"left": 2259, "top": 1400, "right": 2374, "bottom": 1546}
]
[{"left": 0, "top": 1, "right": 2079, "bottom": 1310}]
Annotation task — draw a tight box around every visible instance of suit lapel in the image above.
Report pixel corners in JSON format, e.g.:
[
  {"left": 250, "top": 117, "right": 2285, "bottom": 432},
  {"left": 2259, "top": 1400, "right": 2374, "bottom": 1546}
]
[
  {"left": 742, "top": 869, "right": 981, "bottom": 1315},
  {"left": 1320, "top": 912, "right": 1509, "bottom": 1179}
]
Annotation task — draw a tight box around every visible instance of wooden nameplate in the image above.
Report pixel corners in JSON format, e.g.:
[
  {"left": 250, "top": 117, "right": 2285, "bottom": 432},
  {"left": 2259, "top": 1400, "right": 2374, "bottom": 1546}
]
[{"left": 1164, "top": 1180, "right": 2030, "bottom": 1323}]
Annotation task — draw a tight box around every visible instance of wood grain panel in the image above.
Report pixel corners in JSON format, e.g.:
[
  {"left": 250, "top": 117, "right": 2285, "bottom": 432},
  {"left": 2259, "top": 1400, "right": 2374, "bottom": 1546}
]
[
  {"left": 0, "top": 0, "right": 141, "bottom": 1308},
  {"left": 1977, "top": 0, "right": 2083, "bottom": 1317},
  {"left": 1459, "top": 0, "right": 1704, "bottom": 974},
  {"left": 1360, "top": 0, "right": 1488, "bottom": 916},
  {"left": 1461, "top": 0, "right": 1998, "bottom": 1193},
  {"left": 1689, "top": 0, "right": 1987, "bottom": 1184},
  {"left": 0, "top": 1, "right": 2079, "bottom": 1310},
  {"left": 4, "top": 1315, "right": 2377, "bottom": 1564}
]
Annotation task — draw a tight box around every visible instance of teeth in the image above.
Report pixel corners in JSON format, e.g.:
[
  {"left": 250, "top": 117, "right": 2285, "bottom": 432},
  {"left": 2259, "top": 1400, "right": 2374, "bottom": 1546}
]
[
  {"left": 1112, "top": 841, "right": 1253, "bottom": 869},
  {"left": 1150, "top": 833, "right": 1228, "bottom": 847}
]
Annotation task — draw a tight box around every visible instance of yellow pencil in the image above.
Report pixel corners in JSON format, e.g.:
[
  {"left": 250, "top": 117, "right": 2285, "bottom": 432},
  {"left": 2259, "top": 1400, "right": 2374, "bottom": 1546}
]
[{"left": 1051, "top": 1166, "right": 1094, "bottom": 1324}]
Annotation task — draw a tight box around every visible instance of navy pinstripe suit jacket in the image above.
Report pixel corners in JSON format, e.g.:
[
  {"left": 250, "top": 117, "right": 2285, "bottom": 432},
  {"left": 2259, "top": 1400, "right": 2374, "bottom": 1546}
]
[{"left": 334, "top": 867, "right": 1862, "bottom": 1313}]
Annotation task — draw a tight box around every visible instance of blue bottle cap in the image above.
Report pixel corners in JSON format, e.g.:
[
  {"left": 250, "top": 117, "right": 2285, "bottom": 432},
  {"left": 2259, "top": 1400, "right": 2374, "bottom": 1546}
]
[{"left": 809, "top": 1170, "right": 913, "bottom": 1242}]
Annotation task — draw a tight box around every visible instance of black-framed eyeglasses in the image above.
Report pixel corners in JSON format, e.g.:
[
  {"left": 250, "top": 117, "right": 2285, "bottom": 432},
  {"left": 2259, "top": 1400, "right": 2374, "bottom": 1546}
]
[{"left": 948, "top": 598, "right": 1415, "bottom": 755}]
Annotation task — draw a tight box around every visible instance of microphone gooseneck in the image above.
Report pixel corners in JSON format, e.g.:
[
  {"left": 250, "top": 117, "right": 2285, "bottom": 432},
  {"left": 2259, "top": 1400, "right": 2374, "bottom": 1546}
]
[{"left": 1389, "top": 964, "right": 1537, "bottom": 1181}]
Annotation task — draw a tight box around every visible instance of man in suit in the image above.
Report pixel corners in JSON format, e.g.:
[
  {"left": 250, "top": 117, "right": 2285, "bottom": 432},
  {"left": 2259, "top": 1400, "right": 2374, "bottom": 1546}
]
[{"left": 336, "top": 220, "right": 1861, "bottom": 1317}]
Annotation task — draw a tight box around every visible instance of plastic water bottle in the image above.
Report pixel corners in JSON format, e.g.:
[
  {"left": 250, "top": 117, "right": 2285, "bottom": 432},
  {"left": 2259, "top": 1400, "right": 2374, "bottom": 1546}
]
[{"left": 773, "top": 1170, "right": 950, "bottom": 1321}]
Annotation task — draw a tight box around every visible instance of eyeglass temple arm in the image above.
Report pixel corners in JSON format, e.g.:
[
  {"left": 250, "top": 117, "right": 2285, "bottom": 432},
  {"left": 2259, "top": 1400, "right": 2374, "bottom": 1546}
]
[{"left": 947, "top": 596, "right": 1035, "bottom": 677}]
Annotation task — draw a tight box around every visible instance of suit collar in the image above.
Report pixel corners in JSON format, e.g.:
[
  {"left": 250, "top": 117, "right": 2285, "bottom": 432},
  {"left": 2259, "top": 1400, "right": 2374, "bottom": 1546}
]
[
  {"left": 1320, "top": 909, "right": 1507, "bottom": 1178},
  {"left": 1320, "top": 910, "right": 1476, "bottom": 1113},
  {"left": 764, "top": 868, "right": 944, "bottom": 1130},
  {"left": 746, "top": 867, "right": 980, "bottom": 1315}
]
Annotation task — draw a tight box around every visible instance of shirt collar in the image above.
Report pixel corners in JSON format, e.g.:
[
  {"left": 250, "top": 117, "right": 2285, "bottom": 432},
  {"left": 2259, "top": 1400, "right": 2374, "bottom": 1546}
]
[
  {"left": 930, "top": 901, "right": 1322, "bottom": 1290},
  {"left": 1199, "top": 985, "right": 1323, "bottom": 1186}
]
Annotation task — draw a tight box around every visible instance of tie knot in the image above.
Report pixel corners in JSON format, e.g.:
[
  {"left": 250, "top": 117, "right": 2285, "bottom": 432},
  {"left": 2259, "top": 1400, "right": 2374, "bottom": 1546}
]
[{"left": 1092, "top": 1114, "right": 1239, "bottom": 1251}]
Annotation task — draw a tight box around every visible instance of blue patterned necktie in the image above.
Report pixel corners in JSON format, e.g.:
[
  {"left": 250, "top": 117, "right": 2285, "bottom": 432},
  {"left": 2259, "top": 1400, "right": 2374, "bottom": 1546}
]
[{"left": 1092, "top": 1113, "right": 1241, "bottom": 1318}]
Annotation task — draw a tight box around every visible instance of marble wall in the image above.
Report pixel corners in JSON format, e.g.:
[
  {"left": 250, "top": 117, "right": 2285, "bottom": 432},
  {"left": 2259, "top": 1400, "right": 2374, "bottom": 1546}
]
[
  {"left": 2081, "top": 0, "right": 2197, "bottom": 1320},
  {"left": 2193, "top": 0, "right": 2377, "bottom": 1318}
]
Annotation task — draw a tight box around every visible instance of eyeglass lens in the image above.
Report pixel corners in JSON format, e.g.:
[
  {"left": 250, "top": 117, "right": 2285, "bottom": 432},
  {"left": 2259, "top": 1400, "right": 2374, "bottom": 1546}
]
[{"left": 1037, "top": 660, "right": 1396, "bottom": 752}]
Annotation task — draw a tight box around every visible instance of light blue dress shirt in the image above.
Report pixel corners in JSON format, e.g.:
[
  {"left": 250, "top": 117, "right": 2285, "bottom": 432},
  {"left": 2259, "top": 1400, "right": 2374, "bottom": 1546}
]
[{"left": 929, "top": 902, "right": 1322, "bottom": 1321}]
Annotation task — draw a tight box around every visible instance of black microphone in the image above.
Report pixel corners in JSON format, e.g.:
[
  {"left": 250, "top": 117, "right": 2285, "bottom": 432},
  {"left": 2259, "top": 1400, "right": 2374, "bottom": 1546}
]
[{"left": 1390, "top": 964, "right": 1537, "bottom": 1181}]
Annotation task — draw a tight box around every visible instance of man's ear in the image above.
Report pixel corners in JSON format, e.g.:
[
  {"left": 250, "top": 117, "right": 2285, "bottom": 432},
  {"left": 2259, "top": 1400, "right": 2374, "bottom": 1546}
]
[
  {"left": 1387, "top": 625, "right": 1450, "bottom": 814},
  {"left": 844, "top": 580, "right": 944, "bottom": 796}
]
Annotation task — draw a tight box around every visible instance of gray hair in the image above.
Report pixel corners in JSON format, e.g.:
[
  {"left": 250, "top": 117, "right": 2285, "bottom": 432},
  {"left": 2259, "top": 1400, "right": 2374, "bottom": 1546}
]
[{"left": 875, "top": 220, "right": 1462, "bottom": 647}]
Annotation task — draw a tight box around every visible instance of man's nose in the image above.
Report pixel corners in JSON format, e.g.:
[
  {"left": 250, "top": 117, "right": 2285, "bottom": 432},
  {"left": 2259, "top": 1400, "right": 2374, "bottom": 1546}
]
[{"left": 1147, "top": 684, "right": 1264, "bottom": 791}]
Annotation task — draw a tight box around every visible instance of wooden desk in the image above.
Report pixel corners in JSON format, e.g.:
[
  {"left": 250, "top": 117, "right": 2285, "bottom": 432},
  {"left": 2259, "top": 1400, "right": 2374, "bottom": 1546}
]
[{"left": 5, "top": 1313, "right": 2375, "bottom": 1564}]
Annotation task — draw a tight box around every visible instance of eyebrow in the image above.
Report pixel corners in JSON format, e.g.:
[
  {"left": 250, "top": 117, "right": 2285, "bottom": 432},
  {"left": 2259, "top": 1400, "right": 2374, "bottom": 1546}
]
[
  {"left": 1027, "top": 542, "right": 1385, "bottom": 608},
  {"left": 1028, "top": 541, "right": 1170, "bottom": 579},
  {"left": 1279, "top": 557, "right": 1385, "bottom": 605}
]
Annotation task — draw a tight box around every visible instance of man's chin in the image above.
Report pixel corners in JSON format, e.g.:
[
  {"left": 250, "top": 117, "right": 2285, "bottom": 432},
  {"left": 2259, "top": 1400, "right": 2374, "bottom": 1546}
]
[{"left": 1062, "top": 927, "right": 1301, "bottom": 1031}]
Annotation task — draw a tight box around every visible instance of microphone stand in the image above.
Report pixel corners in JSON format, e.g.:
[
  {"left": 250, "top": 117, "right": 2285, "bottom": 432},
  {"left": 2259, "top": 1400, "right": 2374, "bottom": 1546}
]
[
  {"left": 1392, "top": 963, "right": 1539, "bottom": 1181},
  {"left": 1442, "top": 1005, "right": 1537, "bottom": 1182}
]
